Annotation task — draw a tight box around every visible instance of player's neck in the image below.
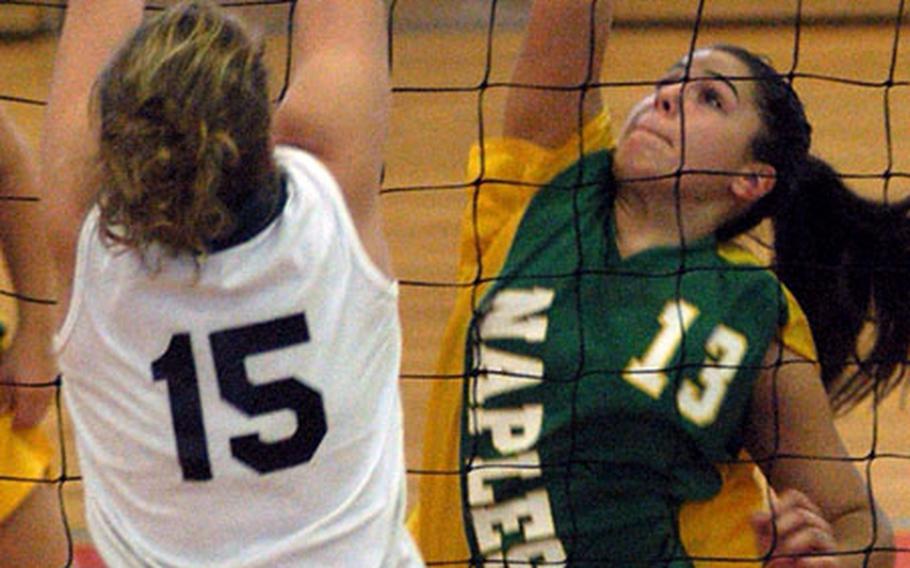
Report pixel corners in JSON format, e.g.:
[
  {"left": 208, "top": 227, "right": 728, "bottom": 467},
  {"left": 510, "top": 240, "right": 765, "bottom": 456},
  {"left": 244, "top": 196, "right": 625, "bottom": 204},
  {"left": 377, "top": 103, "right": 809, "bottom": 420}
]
[{"left": 613, "top": 191, "right": 719, "bottom": 258}]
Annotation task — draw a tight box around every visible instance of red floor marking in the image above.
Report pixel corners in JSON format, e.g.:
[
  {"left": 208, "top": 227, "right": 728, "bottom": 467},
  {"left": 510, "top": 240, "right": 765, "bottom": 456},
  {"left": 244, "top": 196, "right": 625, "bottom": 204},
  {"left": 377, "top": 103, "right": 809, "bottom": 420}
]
[
  {"left": 897, "top": 531, "right": 910, "bottom": 568},
  {"left": 72, "top": 544, "right": 106, "bottom": 568}
]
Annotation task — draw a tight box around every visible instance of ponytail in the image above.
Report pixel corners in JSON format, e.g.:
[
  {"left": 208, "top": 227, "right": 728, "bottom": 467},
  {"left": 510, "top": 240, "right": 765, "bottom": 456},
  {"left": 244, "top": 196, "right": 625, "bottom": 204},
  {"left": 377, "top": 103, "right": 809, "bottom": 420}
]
[
  {"left": 713, "top": 44, "right": 910, "bottom": 412},
  {"left": 773, "top": 155, "right": 910, "bottom": 413}
]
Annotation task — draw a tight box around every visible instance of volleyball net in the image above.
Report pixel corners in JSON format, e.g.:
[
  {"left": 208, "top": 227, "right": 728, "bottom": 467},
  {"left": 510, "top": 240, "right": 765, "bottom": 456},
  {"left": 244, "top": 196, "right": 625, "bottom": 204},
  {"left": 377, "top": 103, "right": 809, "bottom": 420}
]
[{"left": 0, "top": 1, "right": 908, "bottom": 566}]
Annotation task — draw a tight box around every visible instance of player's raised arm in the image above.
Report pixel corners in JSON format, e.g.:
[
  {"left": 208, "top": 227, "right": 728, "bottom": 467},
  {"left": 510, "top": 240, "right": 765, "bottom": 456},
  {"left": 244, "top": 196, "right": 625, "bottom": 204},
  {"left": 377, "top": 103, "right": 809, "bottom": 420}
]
[
  {"left": 40, "top": 0, "right": 144, "bottom": 295},
  {"left": 503, "top": 0, "right": 614, "bottom": 148},
  {"left": 273, "top": 0, "right": 391, "bottom": 273}
]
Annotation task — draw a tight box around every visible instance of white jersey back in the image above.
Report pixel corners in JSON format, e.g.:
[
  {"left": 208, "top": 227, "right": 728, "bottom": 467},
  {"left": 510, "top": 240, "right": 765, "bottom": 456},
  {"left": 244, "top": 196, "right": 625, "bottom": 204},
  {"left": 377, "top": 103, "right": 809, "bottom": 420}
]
[{"left": 55, "top": 146, "right": 422, "bottom": 567}]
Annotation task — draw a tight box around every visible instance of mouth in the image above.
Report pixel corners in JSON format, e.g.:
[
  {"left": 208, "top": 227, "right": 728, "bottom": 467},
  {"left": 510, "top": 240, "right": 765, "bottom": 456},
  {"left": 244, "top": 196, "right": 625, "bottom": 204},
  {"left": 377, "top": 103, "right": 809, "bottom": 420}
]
[{"left": 630, "top": 124, "right": 673, "bottom": 147}]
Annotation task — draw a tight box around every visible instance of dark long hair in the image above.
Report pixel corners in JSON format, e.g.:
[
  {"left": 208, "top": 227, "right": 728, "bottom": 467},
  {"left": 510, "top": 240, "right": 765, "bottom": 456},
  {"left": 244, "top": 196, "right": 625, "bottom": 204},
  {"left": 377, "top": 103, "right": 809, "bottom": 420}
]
[{"left": 713, "top": 44, "right": 910, "bottom": 413}]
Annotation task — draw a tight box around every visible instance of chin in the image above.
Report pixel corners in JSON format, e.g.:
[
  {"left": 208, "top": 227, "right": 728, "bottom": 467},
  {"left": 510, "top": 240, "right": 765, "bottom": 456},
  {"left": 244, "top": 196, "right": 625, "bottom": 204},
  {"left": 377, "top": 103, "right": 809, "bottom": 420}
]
[
  {"left": 614, "top": 152, "right": 679, "bottom": 186},
  {"left": 615, "top": 136, "right": 682, "bottom": 180}
]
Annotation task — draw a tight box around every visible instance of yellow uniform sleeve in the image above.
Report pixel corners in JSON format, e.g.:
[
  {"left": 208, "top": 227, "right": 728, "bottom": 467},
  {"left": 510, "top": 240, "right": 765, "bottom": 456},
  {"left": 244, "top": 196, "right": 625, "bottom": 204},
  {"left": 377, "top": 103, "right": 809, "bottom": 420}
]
[
  {"left": 456, "top": 111, "right": 616, "bottom": 284},
  {"left": 0, "top": 416, "right": 53, "bottom": 520}
]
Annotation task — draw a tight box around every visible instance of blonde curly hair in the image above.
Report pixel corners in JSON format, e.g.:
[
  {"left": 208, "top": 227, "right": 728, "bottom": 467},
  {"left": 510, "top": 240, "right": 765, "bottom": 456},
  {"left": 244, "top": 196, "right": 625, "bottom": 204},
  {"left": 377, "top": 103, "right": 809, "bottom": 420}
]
[{"left": 94, "top": 0, "right": 274, "bottom": 258}]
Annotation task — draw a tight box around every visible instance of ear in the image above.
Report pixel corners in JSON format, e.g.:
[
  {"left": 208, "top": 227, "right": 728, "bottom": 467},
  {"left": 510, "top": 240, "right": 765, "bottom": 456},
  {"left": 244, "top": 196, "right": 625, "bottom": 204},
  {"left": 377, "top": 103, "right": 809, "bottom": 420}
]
[{"left": 730, "top": 162, "right": 776, "bottom": 203}]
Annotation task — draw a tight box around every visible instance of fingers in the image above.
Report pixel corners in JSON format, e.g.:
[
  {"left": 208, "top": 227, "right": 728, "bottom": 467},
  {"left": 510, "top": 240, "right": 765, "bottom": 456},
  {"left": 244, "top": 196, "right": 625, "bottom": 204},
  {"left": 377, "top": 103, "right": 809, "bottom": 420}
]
[
  {"left": 753, "top": 489, "right": 840, "bottom": 567},
  {"left": 773, "top": 490, "right": 824, "bottom": 518}
]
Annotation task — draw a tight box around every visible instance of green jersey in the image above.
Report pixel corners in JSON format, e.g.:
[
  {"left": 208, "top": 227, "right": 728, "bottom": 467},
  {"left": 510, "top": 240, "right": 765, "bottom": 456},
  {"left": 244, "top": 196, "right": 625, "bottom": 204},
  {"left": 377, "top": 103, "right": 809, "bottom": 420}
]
[{"left": 460, "top": 150, "right": 787, "bottom": 565}]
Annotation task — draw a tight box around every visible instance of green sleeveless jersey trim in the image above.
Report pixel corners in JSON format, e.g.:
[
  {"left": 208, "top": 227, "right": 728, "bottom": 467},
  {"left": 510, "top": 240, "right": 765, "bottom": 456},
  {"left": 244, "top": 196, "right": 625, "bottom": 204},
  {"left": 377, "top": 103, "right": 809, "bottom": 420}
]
[{"left": 460, "top": 150, "right": 788, "bottom": 565}]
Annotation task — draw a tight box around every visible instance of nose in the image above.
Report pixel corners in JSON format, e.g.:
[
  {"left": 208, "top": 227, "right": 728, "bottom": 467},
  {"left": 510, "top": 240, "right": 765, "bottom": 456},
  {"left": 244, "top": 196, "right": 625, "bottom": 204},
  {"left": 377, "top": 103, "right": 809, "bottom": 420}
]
[{"left": 654, "top": 81, "right": 682, "bottom": 117}]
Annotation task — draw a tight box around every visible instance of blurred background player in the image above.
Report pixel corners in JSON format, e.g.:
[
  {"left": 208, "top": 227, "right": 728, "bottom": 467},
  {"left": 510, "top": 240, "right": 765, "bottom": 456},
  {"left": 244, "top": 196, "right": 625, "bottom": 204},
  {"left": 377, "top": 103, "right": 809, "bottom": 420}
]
[
  {"left": 39, "top": 0, "right": 421, "bottom": 565},
  {"left": 0, "top": 106, "right": 66, "bottom": 567}
]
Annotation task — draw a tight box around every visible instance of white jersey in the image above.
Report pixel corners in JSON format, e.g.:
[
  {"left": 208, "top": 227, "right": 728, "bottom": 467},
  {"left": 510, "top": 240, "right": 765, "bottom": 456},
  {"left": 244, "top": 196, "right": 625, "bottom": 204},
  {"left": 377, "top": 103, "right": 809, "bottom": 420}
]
[{"left": 55, "top": 146, "right": 422, "bottom": 567}]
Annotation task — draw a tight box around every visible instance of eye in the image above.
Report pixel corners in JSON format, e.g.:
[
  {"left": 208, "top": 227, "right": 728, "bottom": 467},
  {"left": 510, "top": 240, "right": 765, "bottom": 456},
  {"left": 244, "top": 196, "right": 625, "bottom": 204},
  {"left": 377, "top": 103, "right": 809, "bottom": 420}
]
[{"left": 700, "top": 85, "right": 724, "bottom": 110}]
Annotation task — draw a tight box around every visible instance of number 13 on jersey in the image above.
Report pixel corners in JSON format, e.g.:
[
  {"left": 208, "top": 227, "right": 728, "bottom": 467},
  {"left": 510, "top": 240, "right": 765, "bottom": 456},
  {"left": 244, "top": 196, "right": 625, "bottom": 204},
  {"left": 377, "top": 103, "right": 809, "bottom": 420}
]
[
  {"left": 623, "top": 299, "right": 748, "bottom": 427},
  {"left": 151, "top": 313, "right": 328, "bottom": 481}
]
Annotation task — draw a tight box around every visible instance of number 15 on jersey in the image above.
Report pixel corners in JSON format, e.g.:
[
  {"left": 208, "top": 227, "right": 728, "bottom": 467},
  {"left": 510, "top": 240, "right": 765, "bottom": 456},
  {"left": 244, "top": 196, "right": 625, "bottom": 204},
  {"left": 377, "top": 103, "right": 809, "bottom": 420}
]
[{"left": 151, "top": 313, "right": 328, "bottom": 481}]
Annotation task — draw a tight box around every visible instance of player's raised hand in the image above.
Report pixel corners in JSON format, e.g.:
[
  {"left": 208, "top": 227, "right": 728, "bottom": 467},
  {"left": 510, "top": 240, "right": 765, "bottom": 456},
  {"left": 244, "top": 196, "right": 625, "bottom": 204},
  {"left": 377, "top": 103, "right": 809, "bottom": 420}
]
[{"left": 753, "top": 489, "right": 841, "bottom": 567}]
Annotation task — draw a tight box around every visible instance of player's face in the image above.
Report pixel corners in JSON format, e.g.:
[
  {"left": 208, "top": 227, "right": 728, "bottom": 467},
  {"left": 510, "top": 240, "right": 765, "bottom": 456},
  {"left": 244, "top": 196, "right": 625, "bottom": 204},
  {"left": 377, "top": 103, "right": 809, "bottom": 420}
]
[{"left": 614, "top": 48, "right": 765, "bottom": 198}]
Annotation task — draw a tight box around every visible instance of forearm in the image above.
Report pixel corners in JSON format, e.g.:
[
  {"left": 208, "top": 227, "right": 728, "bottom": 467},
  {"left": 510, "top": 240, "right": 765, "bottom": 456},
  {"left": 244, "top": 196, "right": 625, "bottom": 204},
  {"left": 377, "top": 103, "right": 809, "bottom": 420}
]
[
  {"left": 0, "top": 110, "right": 57, "bottom": 429},
  {"left": 41, "top": 0, "right": 144, "bottom": 223},
  {"left": 503, "top": 0, "right": 614, "bottom": 146},
  {"left": 285, "top": 0, "right": 390, "bottom": 150},
  {"left": 53, "top": 0, "right": 144, "bottom": 75},
  {"left": 0, "top": 203, "right": 57, "bottom": 339},
  {"left": 291, "top": 0, "right": 387, "bottom": 67},
  {"left": 46, "top": 0, "right": 145, "bottom": 124},
  {"left": 0, "top": 112, "right": 56, "bottom": 337},
  {"left": 831, "top": 505, "right": 895, "bottom": 568}
]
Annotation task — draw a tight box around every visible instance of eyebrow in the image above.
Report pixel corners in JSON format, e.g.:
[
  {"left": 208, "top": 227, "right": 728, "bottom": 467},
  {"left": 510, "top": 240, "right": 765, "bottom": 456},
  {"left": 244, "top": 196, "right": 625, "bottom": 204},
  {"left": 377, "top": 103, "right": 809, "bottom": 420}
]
[{"left": 667, "top": 63, "right": 740, "bottom": 101}]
